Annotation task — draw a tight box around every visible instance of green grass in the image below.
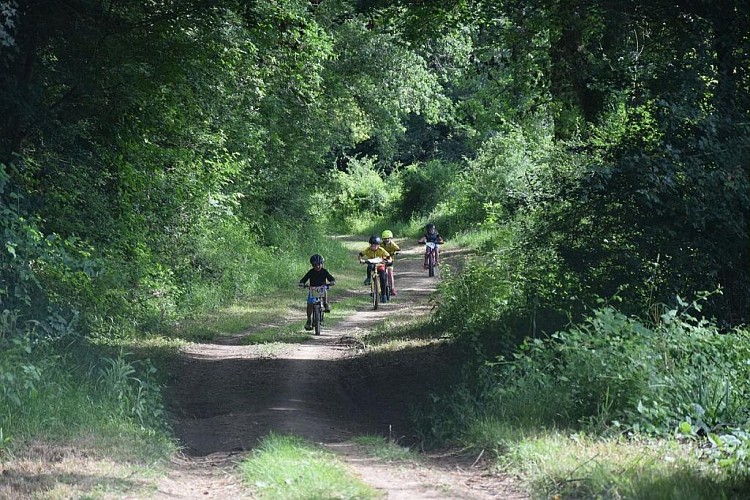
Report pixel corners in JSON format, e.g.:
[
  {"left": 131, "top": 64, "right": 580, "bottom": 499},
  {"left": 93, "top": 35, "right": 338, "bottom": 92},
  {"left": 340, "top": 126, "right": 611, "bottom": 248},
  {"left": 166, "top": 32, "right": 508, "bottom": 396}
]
[
  {"left": 352, "top": 435, "right": 418, "bottom": 461},
  {"left": 358, "top": 315, "right": 440, "bottom": 346},
  {"left": 458, "top": 418, "right": 750, "bottom": 499},
  {"left": 240, "top": 433, "right": 380, "bottom": 499},
  {"left": 448, "top": 226, "right": 506, "bottom": 253},
  {"left": 0, "top": 346, "right": 175, "bottom": 464},
  {"left": 160, "top": 234, "right": 376, "bottom": 345}
]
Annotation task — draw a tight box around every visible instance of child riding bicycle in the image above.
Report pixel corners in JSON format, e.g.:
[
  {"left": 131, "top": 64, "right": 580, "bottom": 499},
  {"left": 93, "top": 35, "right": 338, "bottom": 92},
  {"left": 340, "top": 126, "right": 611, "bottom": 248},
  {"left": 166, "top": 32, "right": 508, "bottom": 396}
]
[
  {"left": 380, "top": 229, "right": 400, "bottom": 296},
  {"left": 299, "top": 254, "right": 336, "bottom": 331},
  {"left": 417, "top": 223, "right": 444, "bottom": 269},
  {"left": 358, "top": 235, "right": 392, "bottom": 303}
]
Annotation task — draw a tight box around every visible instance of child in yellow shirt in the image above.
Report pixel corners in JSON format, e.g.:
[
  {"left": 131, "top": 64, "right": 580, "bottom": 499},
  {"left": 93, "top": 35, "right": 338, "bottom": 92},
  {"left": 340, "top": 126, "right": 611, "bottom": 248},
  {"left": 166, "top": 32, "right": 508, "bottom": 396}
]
[
  {"left": 380, "top": 230, "right": 400, "bottom": 295},
  {"left": 358, "top": 235, "right": 392, "bottom": 302}
]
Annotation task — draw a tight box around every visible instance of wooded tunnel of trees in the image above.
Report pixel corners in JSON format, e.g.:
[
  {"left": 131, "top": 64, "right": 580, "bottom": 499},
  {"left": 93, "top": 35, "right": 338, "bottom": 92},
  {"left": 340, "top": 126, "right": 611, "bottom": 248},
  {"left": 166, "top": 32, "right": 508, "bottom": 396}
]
[
  {"left": 1, "top": 0, "right": 749, "bottom": 479},
  {"left": 3, "top": 0, "right": 748, "bottom": 335}
]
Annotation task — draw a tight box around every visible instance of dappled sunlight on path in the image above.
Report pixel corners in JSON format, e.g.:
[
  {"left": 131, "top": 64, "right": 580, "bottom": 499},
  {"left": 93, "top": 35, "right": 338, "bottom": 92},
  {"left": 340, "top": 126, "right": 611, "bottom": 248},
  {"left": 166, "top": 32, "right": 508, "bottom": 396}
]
[{"left": 155, "top": 239, "right": 526, "bottom": 499}]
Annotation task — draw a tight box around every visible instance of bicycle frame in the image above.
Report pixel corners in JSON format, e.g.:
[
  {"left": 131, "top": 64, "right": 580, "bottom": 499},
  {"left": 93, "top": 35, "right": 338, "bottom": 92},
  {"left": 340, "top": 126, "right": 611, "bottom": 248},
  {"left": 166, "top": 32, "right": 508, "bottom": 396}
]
[
  {"left": 384, "top": 264, "right": 393, "bottom": 301},
  {"left": 425, "top": 242, "right": 438, "bottom": 277},
  {"left": 304, "top": 285, "right": 329, "bottom": 335},
  {"left": 361, "top": 257, "right": 386, "bottom": 310}
]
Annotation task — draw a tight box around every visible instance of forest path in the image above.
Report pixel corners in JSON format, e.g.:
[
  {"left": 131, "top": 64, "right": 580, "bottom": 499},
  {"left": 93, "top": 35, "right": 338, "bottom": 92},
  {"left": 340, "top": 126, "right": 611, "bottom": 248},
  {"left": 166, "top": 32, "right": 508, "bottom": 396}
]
[{"left": 148, "top": 240, "right": 527, "bottom": 499}]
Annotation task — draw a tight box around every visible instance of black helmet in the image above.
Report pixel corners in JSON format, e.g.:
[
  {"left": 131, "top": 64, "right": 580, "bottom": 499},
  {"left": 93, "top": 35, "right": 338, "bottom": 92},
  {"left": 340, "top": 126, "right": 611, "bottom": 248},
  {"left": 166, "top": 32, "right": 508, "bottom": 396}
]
[
  {"left": 310, "top": 254, "right": 324, "bottom": 265},
  {"left": 426, "top": 223, "right": 436, "bottom": 230},
  {"left": 368, "top": 235, "right": 382, "bottom": 245}
]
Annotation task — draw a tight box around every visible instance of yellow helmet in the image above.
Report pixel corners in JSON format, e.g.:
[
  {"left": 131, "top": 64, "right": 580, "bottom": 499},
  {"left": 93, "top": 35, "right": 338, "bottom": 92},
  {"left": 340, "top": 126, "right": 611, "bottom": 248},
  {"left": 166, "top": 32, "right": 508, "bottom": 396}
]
[{"left": 381, "top": 230, "right": 393, "bottom": 239}]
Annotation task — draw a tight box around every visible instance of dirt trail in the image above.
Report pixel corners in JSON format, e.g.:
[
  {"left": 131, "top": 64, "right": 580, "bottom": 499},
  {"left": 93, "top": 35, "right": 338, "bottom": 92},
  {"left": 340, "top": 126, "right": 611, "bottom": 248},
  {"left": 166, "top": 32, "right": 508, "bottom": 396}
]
[{"left": 152, "top": 242, "right": 527, "bottom": 499}]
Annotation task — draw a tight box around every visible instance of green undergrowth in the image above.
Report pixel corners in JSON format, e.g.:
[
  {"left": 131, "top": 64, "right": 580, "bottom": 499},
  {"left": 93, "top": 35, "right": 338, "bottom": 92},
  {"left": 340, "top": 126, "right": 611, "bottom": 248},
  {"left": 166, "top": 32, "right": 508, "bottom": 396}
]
[
  {"left": 415, "top": 296, "right": 750, "bottom": 497},
  {"left": 240, "top": 433, "right": 378, "bottom": 499},
  {"left": 0, "top": 340, "right": 175, "bottom": 464}
]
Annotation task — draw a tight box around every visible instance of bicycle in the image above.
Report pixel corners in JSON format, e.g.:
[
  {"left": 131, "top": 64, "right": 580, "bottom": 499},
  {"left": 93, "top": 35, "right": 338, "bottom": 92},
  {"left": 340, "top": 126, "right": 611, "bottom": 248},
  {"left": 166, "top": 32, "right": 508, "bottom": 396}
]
[
  {"left": 384, "top": 252, "right": 397, "bottom": 300},
  {"left": 382, "top": 267, "right": 392, "bottom": 302},
  {"left": 424, "top": 242, "right": 438, "bottom": 277},
  {"left": 301, "top": 284, "right": 331, "bottom": 335},
  {"left": 360, "top": 257, "right": 386, "bottom": 310}
]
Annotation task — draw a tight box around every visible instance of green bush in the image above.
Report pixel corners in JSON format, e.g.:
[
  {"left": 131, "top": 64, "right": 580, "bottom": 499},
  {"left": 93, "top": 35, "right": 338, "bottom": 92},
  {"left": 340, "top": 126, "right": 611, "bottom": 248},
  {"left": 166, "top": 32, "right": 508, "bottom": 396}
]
[
  {"left": 487, "top": 298, "right": 750, "bottom": 435},
  {"left": 419, "top": 298, "right": 750, "bottom": 474},
  {"left": 1, "top": 164, "right": 94, "bottom": 343},
  {"left": 397, "top": 160, "right": 457, "bottom": 219},
  {"left": 433, "top": 220, "right": 578, "bottom": 357},
  {"left": 329, "top": 155, "right": 397, "bottom": 219}
]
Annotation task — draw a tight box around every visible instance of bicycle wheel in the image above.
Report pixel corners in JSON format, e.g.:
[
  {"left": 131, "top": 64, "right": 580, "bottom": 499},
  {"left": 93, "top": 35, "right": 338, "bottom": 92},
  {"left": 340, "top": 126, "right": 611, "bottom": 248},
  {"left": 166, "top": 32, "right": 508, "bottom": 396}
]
[
  {"left": 372, "top": 274, "right": 379, "bottom": 310},
  {"left": 383, "top": 276, "right": 391, "bottom": 301},
  {"left": 313, "top": 304, "right": 322, "bottom": 335},
  {"left": 428, "top": 250, "right": 435, "bottom": 277}
]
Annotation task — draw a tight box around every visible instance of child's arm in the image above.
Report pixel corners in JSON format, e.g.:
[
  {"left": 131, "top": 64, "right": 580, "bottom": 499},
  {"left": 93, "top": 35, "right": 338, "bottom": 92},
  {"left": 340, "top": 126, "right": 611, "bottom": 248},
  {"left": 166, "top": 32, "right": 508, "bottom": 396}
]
[{"left": 299, "top": 269, "right": 310, "bottom": 286}]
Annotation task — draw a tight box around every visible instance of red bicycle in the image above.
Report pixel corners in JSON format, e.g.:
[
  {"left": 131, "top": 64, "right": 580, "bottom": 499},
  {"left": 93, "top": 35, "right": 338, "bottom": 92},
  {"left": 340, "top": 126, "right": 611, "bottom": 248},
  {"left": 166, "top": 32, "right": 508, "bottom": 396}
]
[{"left": 424, "top": 242, "right": 438, "bottom": 277}]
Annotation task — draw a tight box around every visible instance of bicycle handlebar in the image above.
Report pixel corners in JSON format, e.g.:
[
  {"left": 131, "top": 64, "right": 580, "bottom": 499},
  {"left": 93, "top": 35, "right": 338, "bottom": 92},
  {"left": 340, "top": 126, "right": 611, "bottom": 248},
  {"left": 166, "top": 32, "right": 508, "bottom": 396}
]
[{"left": 360, "top": 257, "right": 385, "bottom": 264}]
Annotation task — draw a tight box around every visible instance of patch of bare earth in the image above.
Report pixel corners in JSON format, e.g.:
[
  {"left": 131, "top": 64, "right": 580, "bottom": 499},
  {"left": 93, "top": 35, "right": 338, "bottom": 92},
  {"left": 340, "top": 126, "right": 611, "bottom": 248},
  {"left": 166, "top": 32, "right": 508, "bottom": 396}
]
[
  {"left": 151, "top": 243, "right": 527, "bottom": 499},
  {"left": 1, "top": 243, "right": 528, "bottom": 499}
]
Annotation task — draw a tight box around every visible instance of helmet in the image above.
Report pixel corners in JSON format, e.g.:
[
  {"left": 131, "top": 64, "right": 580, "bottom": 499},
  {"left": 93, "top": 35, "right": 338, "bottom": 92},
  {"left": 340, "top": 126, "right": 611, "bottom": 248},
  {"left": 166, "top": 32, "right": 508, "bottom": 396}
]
[
  {"left": 381, "top": 230, "right": 393, "bottom": 239},
  {"left": 368, "top": 235, "right": 382, "bottom": 245},
  {"left": 309, "top": 254, "right": 325, "bottom": 265},
  {"left": 426, "top": 223, "right": 435, "bottom": 230}
]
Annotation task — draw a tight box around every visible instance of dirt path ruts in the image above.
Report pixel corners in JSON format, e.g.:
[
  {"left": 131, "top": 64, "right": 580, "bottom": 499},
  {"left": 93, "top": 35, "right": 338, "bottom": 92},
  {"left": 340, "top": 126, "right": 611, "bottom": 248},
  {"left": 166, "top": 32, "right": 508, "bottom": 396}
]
[{"left": 149, "top": 242, "right": 527, "bottom": 499}]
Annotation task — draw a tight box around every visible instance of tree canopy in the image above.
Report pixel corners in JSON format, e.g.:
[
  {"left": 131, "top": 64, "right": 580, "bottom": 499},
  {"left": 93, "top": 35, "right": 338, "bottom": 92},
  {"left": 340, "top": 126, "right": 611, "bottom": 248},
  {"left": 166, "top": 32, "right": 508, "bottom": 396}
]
[{"left": 1, "top": 0, "right": 748, "bottom": 343}]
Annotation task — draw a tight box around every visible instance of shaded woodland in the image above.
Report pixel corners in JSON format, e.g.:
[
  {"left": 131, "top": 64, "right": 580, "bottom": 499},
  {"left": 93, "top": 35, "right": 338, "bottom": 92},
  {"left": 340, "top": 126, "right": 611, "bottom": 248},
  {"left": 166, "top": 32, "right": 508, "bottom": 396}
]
[{"left": 1, "top": 0, "right": 749, "bottom": 482}]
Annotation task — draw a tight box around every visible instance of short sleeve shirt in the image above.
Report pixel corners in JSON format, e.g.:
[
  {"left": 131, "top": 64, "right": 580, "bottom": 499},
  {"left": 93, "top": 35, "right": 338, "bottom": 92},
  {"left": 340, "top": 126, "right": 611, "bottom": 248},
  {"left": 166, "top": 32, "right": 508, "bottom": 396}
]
[
  {"left": 360, "top": 247, "right": 391, "bottom": 259},
  {"left": 382, "top": 241, "right": 400, "bottom": 254}
]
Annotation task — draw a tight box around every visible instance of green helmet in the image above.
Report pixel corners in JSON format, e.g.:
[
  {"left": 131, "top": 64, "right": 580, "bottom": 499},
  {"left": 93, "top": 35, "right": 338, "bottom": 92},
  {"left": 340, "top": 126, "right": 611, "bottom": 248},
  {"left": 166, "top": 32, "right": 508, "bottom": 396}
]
[{"left": 381, "top": 230, "right": 393, "bottom": 239}]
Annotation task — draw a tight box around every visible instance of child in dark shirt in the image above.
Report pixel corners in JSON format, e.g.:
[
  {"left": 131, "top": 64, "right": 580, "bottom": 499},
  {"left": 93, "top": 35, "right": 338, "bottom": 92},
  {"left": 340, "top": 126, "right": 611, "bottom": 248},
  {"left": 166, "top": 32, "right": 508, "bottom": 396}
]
[
  {"left": 417, "top": 223, "right": 444, "bottom": 268},
  {"left": 299, "top": 254, "right": 336, "bottom": 330}
]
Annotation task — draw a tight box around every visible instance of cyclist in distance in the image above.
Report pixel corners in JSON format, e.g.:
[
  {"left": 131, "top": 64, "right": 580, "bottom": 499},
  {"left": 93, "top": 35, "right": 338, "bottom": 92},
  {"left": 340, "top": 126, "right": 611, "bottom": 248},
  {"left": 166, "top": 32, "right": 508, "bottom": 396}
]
[
  {"left": 380, "top": 229, "right": 400, "bottom": 296},
  {"left": 417, "top": 223, "right": 444, "bottom": 269},
  {"left": 299, "top": 254, "right": 336, "bottom": 331},
  {"left": 358, "top": 235, "right": 392, "bottom": 302}
]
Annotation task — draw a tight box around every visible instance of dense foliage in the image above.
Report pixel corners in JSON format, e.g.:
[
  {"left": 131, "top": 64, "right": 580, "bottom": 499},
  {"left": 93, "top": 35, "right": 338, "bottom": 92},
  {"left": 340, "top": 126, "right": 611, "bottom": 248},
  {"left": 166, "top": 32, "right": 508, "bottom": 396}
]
[
  {"left": 419, "top": 299, "right": 750, "bottom": 475},
  {"left": 1, "top": 0, "right": 749, "bottom": 476},
  {"left": 2, "top": 0, "right": 747, "bottom": 339}
]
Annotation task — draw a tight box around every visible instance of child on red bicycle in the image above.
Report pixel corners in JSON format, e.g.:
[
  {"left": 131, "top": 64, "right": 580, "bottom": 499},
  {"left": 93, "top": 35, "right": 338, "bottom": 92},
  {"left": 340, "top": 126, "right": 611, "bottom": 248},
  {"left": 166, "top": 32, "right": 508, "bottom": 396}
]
[
  {"left": 417, "top": 223, "right": 444, "bottom": 268},
  {"left": 298, "top": 254, "right": 336, "bottom": 330},
  {"left": 380, "top": 230, "right": 400, "bottom": 296},
  {"left": 358, "top": 235, "right": 392, "bottom": 302}
]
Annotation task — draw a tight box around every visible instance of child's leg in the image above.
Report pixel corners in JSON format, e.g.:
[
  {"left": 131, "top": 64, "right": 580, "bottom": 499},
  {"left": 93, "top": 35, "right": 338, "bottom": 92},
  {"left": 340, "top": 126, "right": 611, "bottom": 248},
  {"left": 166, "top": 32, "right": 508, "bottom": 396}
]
[
  {"left": 435, "top": 246, "right": 439, "bottom": 266},
  {"left": 423, "top": 248, "right": 429, "bottom": 268},
  {"left": 323, "top": 290, "right": 331, "bottom": 311},
  {"left": 306, "top": 303, "right": 313, "bottom": 321}
]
